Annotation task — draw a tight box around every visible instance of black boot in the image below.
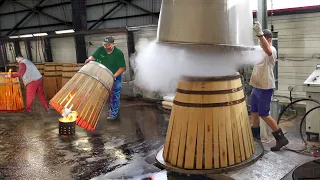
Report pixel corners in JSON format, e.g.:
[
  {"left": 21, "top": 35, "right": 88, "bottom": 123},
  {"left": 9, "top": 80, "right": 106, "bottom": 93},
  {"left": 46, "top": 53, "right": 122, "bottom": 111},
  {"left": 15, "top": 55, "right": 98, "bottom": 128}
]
[
  {"left": 270, "top": 128, "right": 289, "bottom": 151},
  {"left": 251, "top": 126, "right": 261, "bottom": 140}
]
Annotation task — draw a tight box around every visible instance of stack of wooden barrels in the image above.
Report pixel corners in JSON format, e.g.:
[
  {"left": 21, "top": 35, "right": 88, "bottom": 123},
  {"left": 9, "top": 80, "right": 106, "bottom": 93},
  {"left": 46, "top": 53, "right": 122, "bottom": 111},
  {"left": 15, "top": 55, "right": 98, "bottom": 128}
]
[
  {"left": 42, "top": 62, "right": 84, "bottom": 100},
  {"left": 43, "top": 62, "right": 59, "bottom": 99},
  {"left": 62, "top": 64, "right": 84, "bottom": 86},
  {"left": 34, "top": 63, "right": 44, "bottom": 76}
]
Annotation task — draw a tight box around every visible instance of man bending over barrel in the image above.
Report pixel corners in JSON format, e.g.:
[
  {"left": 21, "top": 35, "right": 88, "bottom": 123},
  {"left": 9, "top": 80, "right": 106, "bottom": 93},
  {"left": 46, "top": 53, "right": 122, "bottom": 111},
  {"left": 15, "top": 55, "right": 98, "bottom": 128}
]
[
  {"left": 85, "top": 36, "right": 126, "bottom": 120},
  {"left": 5, "top": 54, "right": 49, "bottom": 113},
  {"left": 250, "top": 21, "right": 289, "bottom": 151}
]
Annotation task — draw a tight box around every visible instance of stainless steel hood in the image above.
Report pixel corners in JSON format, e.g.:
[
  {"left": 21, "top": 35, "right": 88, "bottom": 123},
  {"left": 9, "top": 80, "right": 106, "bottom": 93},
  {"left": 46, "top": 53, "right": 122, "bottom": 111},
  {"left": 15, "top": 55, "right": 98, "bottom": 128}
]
[{"left": 156, "top": 0, "right": 254, "bottom": 47}]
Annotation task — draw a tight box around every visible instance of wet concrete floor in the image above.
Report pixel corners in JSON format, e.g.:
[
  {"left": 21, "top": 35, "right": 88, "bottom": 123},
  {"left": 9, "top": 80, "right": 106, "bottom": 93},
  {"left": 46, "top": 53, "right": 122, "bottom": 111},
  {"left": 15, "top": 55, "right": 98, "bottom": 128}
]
[{"left": 0, "top": 95, "right": 318, "bottom": 180}]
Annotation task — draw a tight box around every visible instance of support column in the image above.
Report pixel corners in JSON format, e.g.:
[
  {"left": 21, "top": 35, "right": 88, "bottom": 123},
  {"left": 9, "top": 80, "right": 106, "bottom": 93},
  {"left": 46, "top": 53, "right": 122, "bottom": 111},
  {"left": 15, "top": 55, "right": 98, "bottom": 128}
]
[
  {"left": 71, "top": 0, "right": 87, "bottom": 63},
  {"left": 257, "top": 0, "right": 268, "bottom": 29},
  {"left": 44, "top": 38, "right": 53, "bottom": 62},
  {"left": 25, "top": 40, "right": 33, "bottom": 61},
  {"left": 272, "top": 31, "right": 279, "bottom": 90},
  {"left": 127, "top": 31, "right": 135, "bottom": 81},
  {"left": 13, "top": 40, "right": 21, "bottom": 56}
]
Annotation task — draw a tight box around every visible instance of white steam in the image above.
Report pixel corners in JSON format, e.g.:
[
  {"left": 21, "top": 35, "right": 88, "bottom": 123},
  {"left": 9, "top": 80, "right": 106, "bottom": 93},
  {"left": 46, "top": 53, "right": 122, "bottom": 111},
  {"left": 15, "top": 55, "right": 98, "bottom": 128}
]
[{"left": 131, "top": 39, "right": 264, "bottom": 94}]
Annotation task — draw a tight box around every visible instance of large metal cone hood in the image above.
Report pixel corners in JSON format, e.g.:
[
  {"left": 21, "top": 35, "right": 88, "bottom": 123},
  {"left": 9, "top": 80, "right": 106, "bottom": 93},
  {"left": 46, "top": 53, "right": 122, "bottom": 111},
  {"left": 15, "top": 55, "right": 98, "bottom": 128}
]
[{"left": 157, "top": 0, "right": 254, "bottom": 47}]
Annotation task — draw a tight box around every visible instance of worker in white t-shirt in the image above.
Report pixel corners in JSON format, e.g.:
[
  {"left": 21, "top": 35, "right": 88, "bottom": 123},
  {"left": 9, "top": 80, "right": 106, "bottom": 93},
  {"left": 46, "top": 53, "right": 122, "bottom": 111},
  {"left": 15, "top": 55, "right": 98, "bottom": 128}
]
[{"left": 250, "top": 21, "right": 289, "bottom": 151}]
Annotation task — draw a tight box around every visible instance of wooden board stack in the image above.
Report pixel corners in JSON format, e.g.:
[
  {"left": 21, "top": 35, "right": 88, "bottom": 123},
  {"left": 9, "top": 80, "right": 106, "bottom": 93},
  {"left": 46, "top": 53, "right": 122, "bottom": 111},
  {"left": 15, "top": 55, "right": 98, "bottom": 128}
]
[
  {"left": 162, "top": 94, "right": 174, "bottom": 110},
  {"left": 0, "top": 72, "right": 24, "bottom": 111}
]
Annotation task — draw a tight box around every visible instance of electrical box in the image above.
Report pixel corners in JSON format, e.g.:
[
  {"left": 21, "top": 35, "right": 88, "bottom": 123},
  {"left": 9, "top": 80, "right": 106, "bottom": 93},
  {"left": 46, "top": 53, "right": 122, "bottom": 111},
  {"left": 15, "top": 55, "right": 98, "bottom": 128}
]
[{"left": 303, "top": 69, "right": 320, "bottom": 140}]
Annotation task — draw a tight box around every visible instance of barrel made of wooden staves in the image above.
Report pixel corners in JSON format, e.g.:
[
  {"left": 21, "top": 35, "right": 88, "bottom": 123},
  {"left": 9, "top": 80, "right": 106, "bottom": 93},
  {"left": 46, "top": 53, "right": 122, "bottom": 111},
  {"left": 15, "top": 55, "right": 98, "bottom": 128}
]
[
  {"left": 49, "top": 61, "right": 114, "bottom": 131},
  {"left": 56, "top": 64, "right": 63, "bottom": 91},
  {"left": 0, "top": 73, "right": 24, "bottom": 111},
  {"left": 34, "top": 63, "right": 44, "bottom": 75},
  {"left": 44, "top": 62, "right": 58, "bottom": 100},
  {"left": 61, "top": 63, "right": 84, "bottom": 87},
  {"left": 163, "top": 74, "right": 254, "bottom": 170}
]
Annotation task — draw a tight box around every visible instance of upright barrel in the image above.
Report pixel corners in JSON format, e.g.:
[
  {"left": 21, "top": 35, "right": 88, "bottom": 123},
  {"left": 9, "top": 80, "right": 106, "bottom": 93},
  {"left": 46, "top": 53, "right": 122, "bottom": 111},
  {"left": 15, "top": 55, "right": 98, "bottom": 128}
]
[
  {"left": 43, "top": 62, "right": 58, "bottom": 99},
  {"left": 34, "top": 63, "right": 44, "bottom": 76},
  {"left": 50, "top": 61, "right": 114, "bottom": 131},
  {"left": 56, "top": 64, "right": 63, "bottom": 91},
  {"left": 162, "top": 74, "right": 254, "bottom": 170}
]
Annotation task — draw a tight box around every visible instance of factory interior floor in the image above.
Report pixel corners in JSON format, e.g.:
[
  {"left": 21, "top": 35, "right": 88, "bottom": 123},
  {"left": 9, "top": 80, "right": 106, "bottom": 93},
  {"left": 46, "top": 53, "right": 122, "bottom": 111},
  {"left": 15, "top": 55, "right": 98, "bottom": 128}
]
[{"left": 0, "top": 95, "right": 319, "bottom": 180}]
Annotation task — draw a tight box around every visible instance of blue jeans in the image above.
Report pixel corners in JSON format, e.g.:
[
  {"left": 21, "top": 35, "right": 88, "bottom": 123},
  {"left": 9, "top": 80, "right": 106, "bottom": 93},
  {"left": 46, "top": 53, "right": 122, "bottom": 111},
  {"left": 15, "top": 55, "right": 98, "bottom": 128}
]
[
  {"left": 109, "top": 75, "right": 122, "bottom": 118},
  {"left": 250, "top": 87, "right": 273, "bottom": 117}
]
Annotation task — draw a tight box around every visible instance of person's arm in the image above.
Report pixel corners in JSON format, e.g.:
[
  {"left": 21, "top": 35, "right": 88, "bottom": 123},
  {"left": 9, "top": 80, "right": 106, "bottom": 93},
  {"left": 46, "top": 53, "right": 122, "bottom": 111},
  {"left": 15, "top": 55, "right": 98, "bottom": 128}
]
[
  {"left": 258, "top": 36, "right": 272, "bottom": 56},
  {"left": 85, "top": 47, "right": 101, "bottom": 63},
  {"left": 85, "top": 56, "right": 96, "bottom": 63},
  {"left": 114, "top": 67, "right": 126, "bottom": 78},
  {"left": 253, "top": 21, "right": 272, "bottom": 56},
  {"left": 11, "top": 63, "right": 26, "bottom": 78},
  {"left": 114, "top": 51, "right": 126, "bottom": 78}
]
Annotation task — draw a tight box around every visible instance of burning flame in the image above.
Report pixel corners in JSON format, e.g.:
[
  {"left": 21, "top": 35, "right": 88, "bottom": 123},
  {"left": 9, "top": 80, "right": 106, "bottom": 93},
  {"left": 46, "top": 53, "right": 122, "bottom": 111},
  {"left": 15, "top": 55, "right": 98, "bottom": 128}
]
[
  {"left": 59, "top": 105, "right": 78, "bottom": 123},
  {"left": 59, "top": 110, "right": 78, "bottom": 123},
  {"left": 8, "top": 69, "right": 12, "bottom": 74}
]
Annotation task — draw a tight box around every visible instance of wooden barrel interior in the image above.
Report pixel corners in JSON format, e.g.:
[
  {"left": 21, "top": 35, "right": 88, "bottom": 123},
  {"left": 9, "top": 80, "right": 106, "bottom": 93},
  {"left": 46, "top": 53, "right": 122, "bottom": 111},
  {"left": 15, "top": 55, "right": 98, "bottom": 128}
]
[
  {"left": 0, "top": 73, "right": 24, "bottom": 111},
  {"left": 163, "top": 74, "right": 254, "bottom": 170},
  {"left": 50, "top": 61, "right": 114, "bottom": 131},
  {"left": 62, "top": 64, "right": 84, "bottom": 87}
]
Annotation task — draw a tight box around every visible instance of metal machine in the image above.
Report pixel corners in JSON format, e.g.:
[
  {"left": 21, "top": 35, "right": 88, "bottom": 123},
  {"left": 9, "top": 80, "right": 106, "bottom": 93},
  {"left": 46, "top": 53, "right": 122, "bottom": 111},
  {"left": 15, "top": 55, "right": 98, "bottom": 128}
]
[{"left": 303, "top": 65, "right": 320, "bottom": 141}]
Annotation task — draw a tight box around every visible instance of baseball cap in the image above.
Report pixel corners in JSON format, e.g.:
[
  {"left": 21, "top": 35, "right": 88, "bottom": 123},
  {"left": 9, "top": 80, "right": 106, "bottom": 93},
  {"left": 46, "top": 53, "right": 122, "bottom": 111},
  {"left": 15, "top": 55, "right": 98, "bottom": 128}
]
[
  {"left": 263, "top": 29, "right": 273, "bottom": 39},
  {"left": 16, "top": 54, "right": 23, "bottom": 58},
  {"left": 103, "top": 36, "right": 114, "bottom": 45}
]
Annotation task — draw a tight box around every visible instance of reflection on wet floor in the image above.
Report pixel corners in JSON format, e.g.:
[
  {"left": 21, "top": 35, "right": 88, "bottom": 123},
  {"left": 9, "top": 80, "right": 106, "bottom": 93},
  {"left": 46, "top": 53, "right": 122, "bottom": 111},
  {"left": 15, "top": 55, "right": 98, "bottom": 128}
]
[{"left": 0, "top": 97, "right": 172, "bottom": 180}]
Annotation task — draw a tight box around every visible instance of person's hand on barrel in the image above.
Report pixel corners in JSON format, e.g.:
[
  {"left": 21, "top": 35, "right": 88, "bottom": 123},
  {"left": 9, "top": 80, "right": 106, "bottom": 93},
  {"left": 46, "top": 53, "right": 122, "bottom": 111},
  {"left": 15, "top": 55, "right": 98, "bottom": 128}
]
[
  {"left": 4, "top": 74, "right": 11, "bottom": 78},
  {"left": 85, "top": 56, "right": 96, "bottom": 63}
]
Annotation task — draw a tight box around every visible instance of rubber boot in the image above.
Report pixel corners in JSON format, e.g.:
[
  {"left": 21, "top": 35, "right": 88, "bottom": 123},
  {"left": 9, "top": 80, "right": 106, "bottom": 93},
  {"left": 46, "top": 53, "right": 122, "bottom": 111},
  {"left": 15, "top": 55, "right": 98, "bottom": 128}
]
[
  {"left": 251, "top": 126, "right": 261, "bottom": 140},
  {"left": 270, "top": 128, "right": 289, "bottom": 151}
]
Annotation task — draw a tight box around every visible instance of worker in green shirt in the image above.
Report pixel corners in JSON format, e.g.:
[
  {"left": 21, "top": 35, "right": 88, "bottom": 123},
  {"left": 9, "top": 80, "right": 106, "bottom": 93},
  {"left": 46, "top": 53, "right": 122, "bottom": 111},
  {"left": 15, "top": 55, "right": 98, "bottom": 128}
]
[{"left": 85, "top": 36, "right": 126, "bottom": 120}]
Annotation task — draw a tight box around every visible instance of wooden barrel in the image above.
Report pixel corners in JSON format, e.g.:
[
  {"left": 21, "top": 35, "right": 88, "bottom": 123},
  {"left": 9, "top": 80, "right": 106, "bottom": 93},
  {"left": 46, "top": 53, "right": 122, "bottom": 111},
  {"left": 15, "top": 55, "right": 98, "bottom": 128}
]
[
  {"left": 162, "top": 73, "right": 254, "bottom": 170},
  {"left": 61, "top": 63, "right": 84, "bottom": 87},
  {"left": 56, "top": 64, "right": 63, "bottom": 91},
  {"left": 0, "top": 73, "right": 24, "bottom": 111},
  {"left": 50, "top": 61, "right": 114, "bottom": 131},
  {"left": 34, "top": 63, "right": 44, "bottom": 76},
  {"left": 43, "top": 62, "right": 58, "bottom": 100}
]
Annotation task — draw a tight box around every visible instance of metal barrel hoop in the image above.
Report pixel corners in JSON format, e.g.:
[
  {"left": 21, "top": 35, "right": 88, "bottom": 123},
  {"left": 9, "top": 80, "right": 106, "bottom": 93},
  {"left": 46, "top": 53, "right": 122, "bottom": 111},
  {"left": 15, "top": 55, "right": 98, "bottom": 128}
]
[{"left": 77, "top": 70, "right": 112, "bottom": 96}]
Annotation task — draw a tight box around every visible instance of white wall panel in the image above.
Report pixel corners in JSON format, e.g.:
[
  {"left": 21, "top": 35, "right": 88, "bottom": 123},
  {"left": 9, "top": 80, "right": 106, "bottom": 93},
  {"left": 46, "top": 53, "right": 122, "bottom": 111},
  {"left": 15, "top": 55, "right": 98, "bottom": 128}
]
[
  {"left": 272, "top": 12, "right": 320, "bottom": 100},
  {"left": 30, "top": 40, "right": 46, "bottom": 63},
  {"left": 19, "top": 41, "right": 28, "bottom": 59},
  {"left": 50, "top": 37, "right": 77, "bottom": 63},
  {"left": 5, "top": 42, "right": 16, "bottom": 63}
]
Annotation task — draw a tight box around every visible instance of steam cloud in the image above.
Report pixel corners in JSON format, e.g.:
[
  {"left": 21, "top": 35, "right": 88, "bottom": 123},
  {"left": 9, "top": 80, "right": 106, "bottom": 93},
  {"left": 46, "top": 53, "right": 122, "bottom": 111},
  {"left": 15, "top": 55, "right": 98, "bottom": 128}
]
[{"left": 131, "top": 39, "right": 264, "bottom": 95}]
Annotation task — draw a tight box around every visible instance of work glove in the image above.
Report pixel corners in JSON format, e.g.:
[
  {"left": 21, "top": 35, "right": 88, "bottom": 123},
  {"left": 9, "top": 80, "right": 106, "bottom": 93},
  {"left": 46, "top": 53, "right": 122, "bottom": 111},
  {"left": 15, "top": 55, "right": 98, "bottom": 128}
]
[
  {"left": 5, "top": 74, "right": 11, "bottom": 78},
  {"left": 253, "top": 21, "right": 264, "bottom": 37}
]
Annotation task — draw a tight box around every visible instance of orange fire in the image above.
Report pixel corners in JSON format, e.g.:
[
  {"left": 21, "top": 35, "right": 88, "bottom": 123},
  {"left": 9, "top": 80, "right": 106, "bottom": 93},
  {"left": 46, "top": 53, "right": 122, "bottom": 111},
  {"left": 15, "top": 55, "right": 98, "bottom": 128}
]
[{"left": 59, "top": 110, "right": 78, "bottom": 123}]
